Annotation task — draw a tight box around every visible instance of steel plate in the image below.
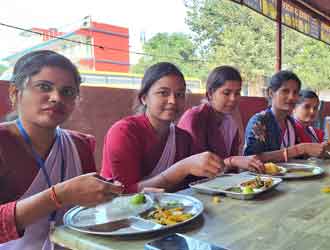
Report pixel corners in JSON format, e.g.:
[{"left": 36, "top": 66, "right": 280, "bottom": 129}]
[
  {"left": 249, "top": 162, "right": 325, "bottom": 179},
  {"left": 63, "top": 193, "right": 203, "bottom": 236}
]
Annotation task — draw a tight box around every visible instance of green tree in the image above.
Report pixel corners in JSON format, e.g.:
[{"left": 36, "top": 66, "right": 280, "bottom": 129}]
[
  {"left": 185, "top": 0, "right": 276, "bottom": 84},
  {"left": 185, "top": 0, "right": 330, "bottom": 91},
  {"left": 131, "top": 32, "right": 207, "bottom": 78},
  {"left": 283, "top": 27, "right": 330, "bottom": 91}
]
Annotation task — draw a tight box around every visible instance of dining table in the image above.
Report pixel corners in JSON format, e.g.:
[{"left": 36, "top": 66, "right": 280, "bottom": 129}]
[{"left": 50, "top": 159, "right": 330, "bottom": 250}]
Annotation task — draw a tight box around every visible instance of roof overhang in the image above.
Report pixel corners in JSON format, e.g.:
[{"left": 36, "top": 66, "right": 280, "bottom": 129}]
[{"left": 232, "top": 0, "right": 330, "bottom": 45}]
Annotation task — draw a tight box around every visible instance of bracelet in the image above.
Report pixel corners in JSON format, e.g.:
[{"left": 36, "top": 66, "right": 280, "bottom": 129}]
[
  {"left": 50, "top": 186, "right": 62, "bottom": 209},
  {"left": 283, "top": 148, "right": 288, "bottom": 162}
]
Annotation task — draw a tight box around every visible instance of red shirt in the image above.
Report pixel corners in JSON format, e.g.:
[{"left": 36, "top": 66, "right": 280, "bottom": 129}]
[
  {"left": 0, "top": 126, "right": 96, "bottom": 243},
  {"left": 101, "top": 114, "right": 193, "bottom": 193},
  {"left": 294, "top": 119, "right": 324, "bottom": 143},
  {"left": 178, "top": 103, "right": 240, "bottom": 158}
]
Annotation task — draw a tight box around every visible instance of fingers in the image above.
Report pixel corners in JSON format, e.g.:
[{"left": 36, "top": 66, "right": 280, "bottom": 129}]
[{"left": 251, "top": 159, "right": 265, "bottom": 173}]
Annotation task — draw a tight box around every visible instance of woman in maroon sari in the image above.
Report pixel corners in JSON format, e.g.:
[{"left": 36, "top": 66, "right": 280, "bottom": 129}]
[
  {"left": 101, "top": 62, "right": 224, "bottom": 193},
  {"left": 0, "top": 50, "right": 123, "bottom": 249},
  {"left": 178, "top": 66, "right": 264, "bottom": 173}
]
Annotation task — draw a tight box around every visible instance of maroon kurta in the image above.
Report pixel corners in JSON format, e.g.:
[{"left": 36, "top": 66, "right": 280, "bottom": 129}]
[
  {"left": 0, "top": 125, "right": 96, "bottom": 243},
  {"left": 178, "top": 103, "right": 240, "bottom": 158},
  {"left": 101, "top": 114, "right": 193, "bottom": 193}
]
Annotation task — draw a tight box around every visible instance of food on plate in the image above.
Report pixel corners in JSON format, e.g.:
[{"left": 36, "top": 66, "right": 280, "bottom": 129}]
[
  {"left": 225, "top": 187, "right": 242, "bottom": 193},
  {"left": 212, "top": 196, "right": 221, "bottom": 204},
  {"left": 145, "top": 207, "right": 193, "bottom": 225},
  {"left": 241, "top": 176, "right": 273, "bottom": 189},
  {"left": 130, "top": 193, "right": 146, "bottom": 205},
  {"left": 242, "top": 186, "right": 254, "bottom": 194},
  {"left": 165, "top": 200, "right": 184, "bottom": 208},
  {"left": 321, "top": 186, "right": 330, "bottom": 193},
  {"left": 264, "top": 162, "right": 282, "bottom": 175}
]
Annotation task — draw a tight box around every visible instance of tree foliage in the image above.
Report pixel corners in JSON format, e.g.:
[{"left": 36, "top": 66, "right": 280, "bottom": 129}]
[
  {"left": 133, "top": 0, "right": 330, "bottom": 91},
  {"left": 131, "top": 32, "right": 206, "bottom": 78}
]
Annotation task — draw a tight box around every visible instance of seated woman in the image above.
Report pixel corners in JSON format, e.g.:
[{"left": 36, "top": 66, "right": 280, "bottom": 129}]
[
  {"left": 178, "top": 66, "right": 264, "bottom": 173},
  {"left": 244, "top": 70, "right": 327, "bottom": 162},
  {"left": 0, "top": 50, "right": 123, "bottom": 249},
  {"left": 293, "top": 90, "right": 324, "bottom": 143},
  {"left": 101, "top": 62, "right": 224, "bottom": 193}
]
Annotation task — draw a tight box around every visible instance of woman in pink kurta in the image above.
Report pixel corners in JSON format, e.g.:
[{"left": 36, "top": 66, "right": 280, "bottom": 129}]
[
  {"left": 0, "top": 50, "right": 123, "bottom": 249},
  {"left": 101, "top": 62, "right": 225, "bottom": 193},
  {"left": 178, "top": 66, "right": 264, "bottom": 173}
]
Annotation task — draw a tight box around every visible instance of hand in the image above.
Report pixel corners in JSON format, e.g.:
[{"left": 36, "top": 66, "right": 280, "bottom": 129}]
[
  {"left": 184, "top": 151, "right": 225, "bottom": 178},
  {"left": 301, "top": 143, "right": 325, "bottom": 158},
  {"left": 321, "top": 142, "right": 330, "bottom": 158},
  {"left": 56, "top": 173, "right": 124, "bottom": 207},
  {"left": 230, "top": 155, "right": 265, "bottom": 173}
]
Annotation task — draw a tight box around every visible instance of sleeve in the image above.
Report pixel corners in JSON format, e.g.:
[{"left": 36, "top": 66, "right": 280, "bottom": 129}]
[
  {"left": 70, "top": 131, "right": 96, "bottom": 174},
  {"left": 0, "top": 201, "right": 20, "bottom": 243},
  {"left": 243, "top": 114, "right": 267, "bottom": 156},
  {"left": 177, "top": 110, "right": 205, "bottom": 154},
  {"left": 101, "top": 121, "right": 143, "bottom": 193}
]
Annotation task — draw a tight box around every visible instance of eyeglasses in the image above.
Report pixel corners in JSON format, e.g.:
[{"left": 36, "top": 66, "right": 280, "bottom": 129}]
[{"left": 27, "top": 80, "right": 79, "bottom": 100}]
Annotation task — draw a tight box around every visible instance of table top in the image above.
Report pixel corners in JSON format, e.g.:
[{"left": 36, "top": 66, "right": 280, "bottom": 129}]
[{"left": 51, "top": 159, "right": 330, "bottom": 250}]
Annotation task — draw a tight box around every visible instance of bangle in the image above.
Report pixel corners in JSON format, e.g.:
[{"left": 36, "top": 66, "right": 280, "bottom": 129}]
[
  {"left": 283, "top": 148, "right": 288, "bottom": 162},
  {"left": 50, "top": 186, "right": 62, "bottom": 209}
]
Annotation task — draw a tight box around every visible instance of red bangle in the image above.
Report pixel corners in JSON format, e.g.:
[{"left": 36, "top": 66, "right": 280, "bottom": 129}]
[{"left": 50, "top": 186, "right": 62, "bottom": 209}]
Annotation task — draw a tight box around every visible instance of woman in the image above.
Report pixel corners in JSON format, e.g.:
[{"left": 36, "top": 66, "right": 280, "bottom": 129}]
[
  {"left": 101, "top": 62, "right": 224, "bottom": 193},
  {"left": 0, "top": 50, "right": 123, "bottom": 249},
  {"left": 293, "top": 90, "right": 324, "bottom": 143},
  {"left": 244, "top": 70, "right": 326, "bottom": 161},
  {"left": 178, "top": 65, "right": 264, "bottom": 173}
]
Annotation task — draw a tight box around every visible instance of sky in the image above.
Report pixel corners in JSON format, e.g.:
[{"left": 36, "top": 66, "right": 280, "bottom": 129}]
[{"left": 0, "top": 0, "right": 190, "bottom": 59}]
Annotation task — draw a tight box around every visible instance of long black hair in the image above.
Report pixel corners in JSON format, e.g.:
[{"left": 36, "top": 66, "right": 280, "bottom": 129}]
[
  {"left": 206, "top": 65, "right": 242, "bottom": 99},
  {"left": 135, "top": 62, "right": 185, "bottom": 112},
  {"left": 11, "top": 50, "right": 81, "bottom": 90}
]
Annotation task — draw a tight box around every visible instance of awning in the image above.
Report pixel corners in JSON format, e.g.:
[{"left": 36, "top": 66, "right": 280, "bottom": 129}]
[{"left": 231, "top": 0, "right": 330, "bottom": 70}]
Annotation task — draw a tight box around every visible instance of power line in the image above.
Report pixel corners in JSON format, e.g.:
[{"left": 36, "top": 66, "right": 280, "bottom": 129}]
[{"left": 0, "top": 21, "right": 204, "bottom": 63}]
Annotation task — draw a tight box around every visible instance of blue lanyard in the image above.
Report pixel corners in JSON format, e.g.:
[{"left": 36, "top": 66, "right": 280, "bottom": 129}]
[
  {"left": 268, "top": 108, "right": 290, "bottom": 148},
  {"left": 16, "top": 119, "right": 65, "bottom": 221}
]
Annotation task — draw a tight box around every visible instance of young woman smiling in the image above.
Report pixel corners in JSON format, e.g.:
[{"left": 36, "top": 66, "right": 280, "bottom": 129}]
[
  {"left": 244, "top": 70, "right": 327, "bottom": 162},
  {"left": 178, "top": 66, "right": 265, "bottom": 173},
  {"left": 101, "top": 62, "right": 224, "bottom": 193}
]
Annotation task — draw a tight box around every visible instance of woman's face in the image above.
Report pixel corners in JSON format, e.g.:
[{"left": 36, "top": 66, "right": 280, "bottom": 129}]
[
  {"left": 209, "top": 80, "right": 241, "bottom": 113},
  {"left": 142, "top": 74, "right": 186, "bottom": 124},
  {"left": 294, "top": 97, "right": 319, "bottom": 125},
  {"left": 17, "top": 66, "right": 78, "bottom": 129},
  {"left": 270, "top": 80, "right": 300, "bottom": 113}
]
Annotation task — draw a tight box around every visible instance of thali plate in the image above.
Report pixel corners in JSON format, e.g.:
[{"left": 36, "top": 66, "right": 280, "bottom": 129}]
[
  {"left": 63, "top": 193, "right": 203, "bottom": 236},
  {"left": 189, "top": 173, "right": 282, "bottom": 200},
  {"left": 249, "top": 162, "right": 325, "bottom": 179}
]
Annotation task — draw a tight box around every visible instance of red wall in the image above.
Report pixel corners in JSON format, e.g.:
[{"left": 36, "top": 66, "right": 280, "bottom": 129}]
[
  {"left": 1, "top": 81, "right": 329, "bottom": 170},
  {"left": 78, "top": 22, "right": 129, "bottom": 72}
]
